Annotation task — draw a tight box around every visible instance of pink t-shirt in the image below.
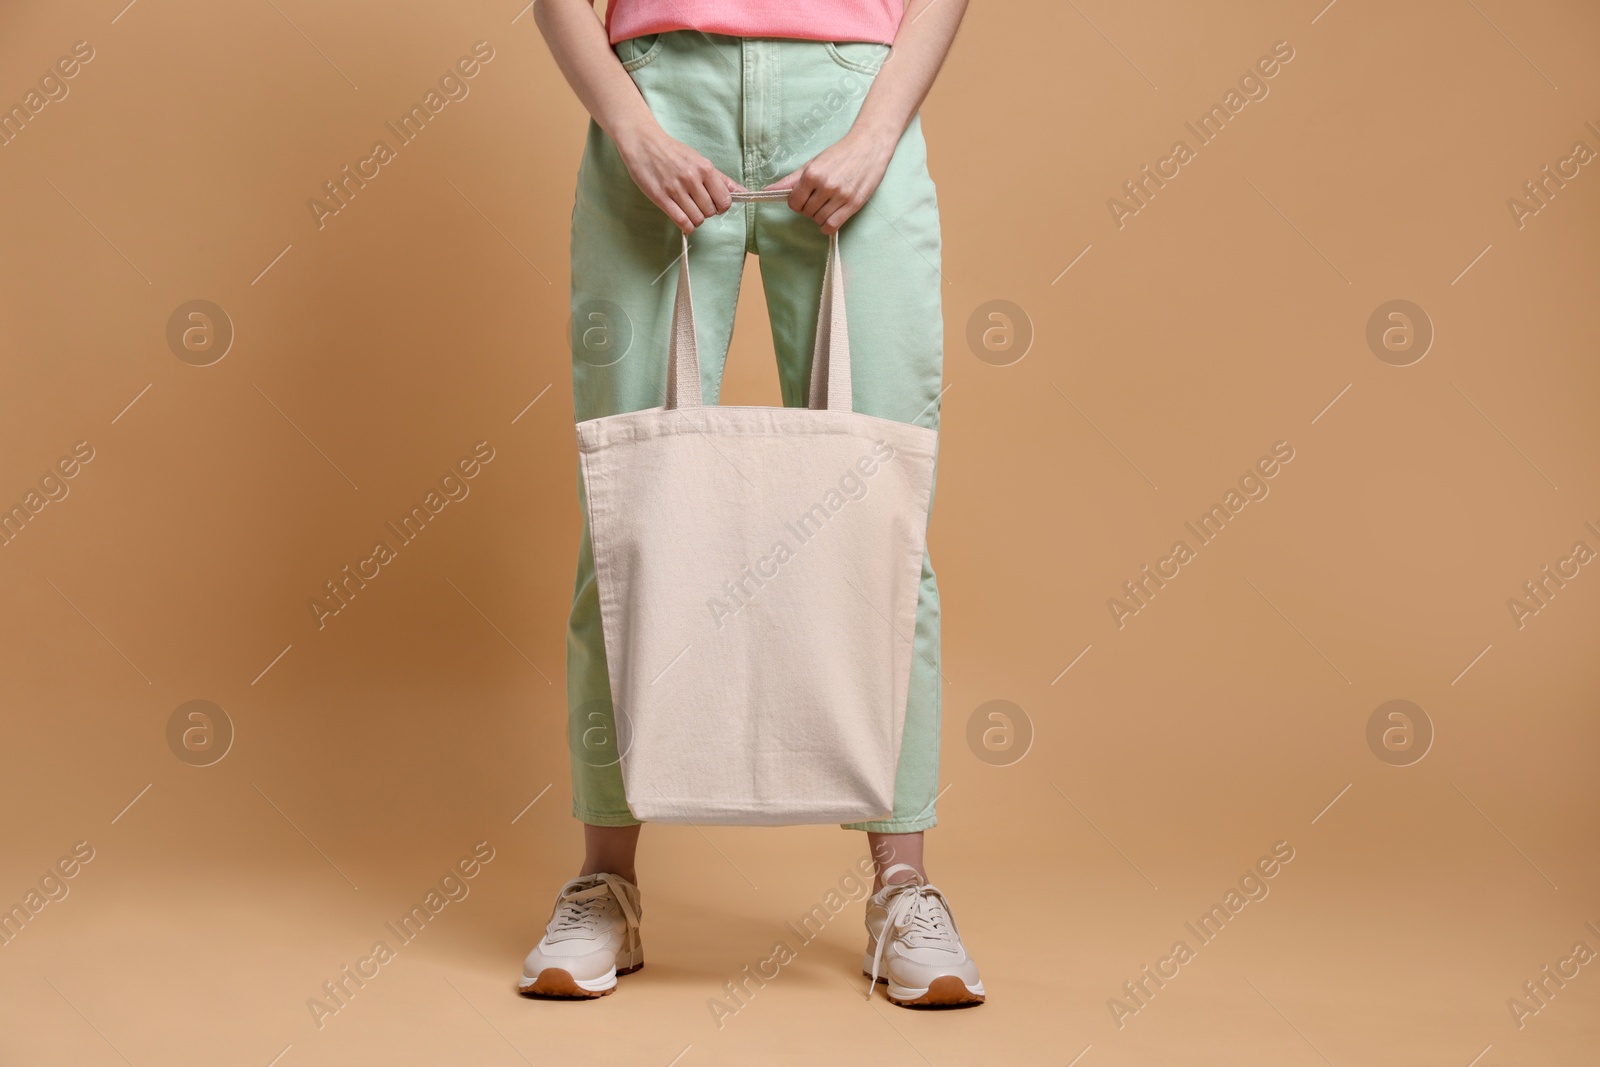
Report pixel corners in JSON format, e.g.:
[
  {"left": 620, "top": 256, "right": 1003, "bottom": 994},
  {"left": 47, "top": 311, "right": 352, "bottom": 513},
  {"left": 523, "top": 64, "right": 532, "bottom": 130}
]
[{"left": 600, "top": 0, "right": 904, "bottom": 46}]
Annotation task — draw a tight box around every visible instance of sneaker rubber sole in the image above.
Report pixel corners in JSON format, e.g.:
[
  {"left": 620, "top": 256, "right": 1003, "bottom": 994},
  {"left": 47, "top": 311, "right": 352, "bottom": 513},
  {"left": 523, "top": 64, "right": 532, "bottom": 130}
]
[
  {"left": 865, "top": 969, "right": 986, "bottom": 1007},
  {"left": 518, "top": 960, "right": 642, "bottom": 999}
]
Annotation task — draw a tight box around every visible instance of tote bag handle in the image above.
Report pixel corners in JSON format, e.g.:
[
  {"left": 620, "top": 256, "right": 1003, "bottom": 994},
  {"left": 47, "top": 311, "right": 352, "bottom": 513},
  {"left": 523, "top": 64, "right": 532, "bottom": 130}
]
[{"left": 664, "top": 188, "right": 852, "bottom": 414}]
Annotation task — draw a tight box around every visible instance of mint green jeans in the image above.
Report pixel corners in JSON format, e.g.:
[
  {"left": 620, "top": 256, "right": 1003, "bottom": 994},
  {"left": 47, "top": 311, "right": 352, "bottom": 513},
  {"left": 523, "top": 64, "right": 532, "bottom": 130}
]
[{"left": 566, "top": 31, "right": 944, "bottom": 833}]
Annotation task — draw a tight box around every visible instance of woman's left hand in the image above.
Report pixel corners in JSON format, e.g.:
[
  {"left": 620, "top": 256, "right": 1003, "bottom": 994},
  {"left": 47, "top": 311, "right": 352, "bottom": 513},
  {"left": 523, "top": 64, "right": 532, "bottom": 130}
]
[{"left": 775, "top": 129, "right": 897, "bottom": 235}]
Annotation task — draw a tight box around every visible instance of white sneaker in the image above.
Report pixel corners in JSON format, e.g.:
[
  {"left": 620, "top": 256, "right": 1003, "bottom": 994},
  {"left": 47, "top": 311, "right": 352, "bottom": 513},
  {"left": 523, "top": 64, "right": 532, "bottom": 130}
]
[
  {"left": 862, "top": 863, "right": 985, "bottom": 1006},
  {"left": 519, "top": 872, "right": 643, "bottom": 998}
]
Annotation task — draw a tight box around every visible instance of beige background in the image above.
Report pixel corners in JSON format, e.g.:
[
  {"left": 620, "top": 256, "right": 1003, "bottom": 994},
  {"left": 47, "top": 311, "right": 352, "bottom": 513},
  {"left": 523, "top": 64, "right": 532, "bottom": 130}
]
[{"left": 2, "top": 0, "right": 1598, "bottom": 1063}]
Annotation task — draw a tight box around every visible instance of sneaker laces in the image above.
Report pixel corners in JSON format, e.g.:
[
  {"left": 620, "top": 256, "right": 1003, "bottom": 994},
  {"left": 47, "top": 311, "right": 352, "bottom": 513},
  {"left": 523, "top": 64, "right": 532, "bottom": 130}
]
[
  {"left": 546, "top": 873, "right": 641, "bottom": 943},
  {"left": 865, "top": 864, "right": 963, "bottom": 997}
]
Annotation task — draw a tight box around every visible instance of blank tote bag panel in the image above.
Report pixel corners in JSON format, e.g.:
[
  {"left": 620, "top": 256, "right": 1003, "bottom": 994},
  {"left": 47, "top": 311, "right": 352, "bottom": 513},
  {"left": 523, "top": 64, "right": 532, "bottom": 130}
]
[{"left": 575, "top": 190, "right": 938, "bottom": 825}]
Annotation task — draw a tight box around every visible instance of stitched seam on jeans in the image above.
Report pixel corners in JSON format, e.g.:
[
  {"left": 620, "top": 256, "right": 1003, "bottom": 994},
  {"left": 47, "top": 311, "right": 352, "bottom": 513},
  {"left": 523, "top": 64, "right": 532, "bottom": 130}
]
[
  {"left": 824, "top": 42, "right": 888, "bottom": 75},
  {"left": 842, "top": 818, "right": 937, "bottom": 831},
  {"left": 619, "top": 36, "right": 663, "bottom": 72},
  {"left": 572, "top": 805, "right": 640, "bottom": 824},
  {"left": 708, "top": 263, "right": 746, "bottom": 402},
  {"left": 575, "top": 452, "right": 628, "bottom": 811}
]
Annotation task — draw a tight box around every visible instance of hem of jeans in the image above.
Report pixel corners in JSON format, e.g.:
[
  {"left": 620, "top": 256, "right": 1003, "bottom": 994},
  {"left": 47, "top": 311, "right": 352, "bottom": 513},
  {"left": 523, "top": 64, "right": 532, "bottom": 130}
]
[
  {"left": 573, "top": 804, "right": 642, "bottom": 827},
  {"left": 838, "top": 814, "right": 937, "bottom": 833}
]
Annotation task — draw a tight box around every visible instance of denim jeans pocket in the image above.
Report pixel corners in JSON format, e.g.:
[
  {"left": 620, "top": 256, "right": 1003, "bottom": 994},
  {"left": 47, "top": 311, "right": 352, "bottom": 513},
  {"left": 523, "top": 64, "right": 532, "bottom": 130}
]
[
  {"left": 825, "top": 41, "right": 890, "bottom": 75},
  {"left": 616, "top": 32, "right": 664, "bottom": 72}
]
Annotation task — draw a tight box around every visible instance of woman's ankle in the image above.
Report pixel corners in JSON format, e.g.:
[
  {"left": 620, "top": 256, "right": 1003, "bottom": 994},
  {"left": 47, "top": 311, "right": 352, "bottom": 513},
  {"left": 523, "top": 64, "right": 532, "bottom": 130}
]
[
  {"left": 580, "top": 823, "right": 641, "bottom": 885},
  {"left": 578, "top": 864, "right": 638, "bottom": 885}
]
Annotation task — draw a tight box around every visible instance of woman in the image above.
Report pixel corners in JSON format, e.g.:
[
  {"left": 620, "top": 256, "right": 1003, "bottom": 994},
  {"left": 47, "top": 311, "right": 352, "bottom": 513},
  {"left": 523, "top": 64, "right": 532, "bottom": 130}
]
[{"left": 525, "top": 0, "right": 978, "bottom": 1007}]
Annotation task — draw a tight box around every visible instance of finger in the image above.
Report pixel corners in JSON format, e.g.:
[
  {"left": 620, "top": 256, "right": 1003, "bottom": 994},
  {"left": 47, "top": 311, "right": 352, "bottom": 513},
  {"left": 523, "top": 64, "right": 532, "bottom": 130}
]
[
  {"left": 772, "top": 166, "right": 805, "bottom": 195},
  {"left": 782, "top": 170, "right": 821, "bottom": 215},
  {"left": 803, "top": 189, "right": 846, "bottom": 224},
  {"left": 720, "top": 171, "right": 749, "bottom": 194},
  {"left": 672, "top": 190, "right": 707, "bottom": 231},
  {"left": 820, "top": 203, "right": 859, "bottom": 236},
  {"left": 667, "top": 204, "right": 695, "bottom": 235},
  {"left": 664, "top": 204, "right": 694, "bottom": 235},
  {"left": 809, "top": 177, "right": 858, "bottom": 222},
  {"left": 796, "top": 188, "right": 832, "bottom": 221},
  {"left": 647, "top": 187, "right": 694, "bottom": 234},
  {"left": 686, "top": 180, "right": 719, "bottom": 222},
  {"left": 707, "top": 175, "right": 735, "bottom": 214}
]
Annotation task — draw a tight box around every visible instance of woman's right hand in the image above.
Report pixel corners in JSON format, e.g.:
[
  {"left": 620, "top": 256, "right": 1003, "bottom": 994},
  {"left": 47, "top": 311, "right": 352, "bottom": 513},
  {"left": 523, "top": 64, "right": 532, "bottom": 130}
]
[{"left": 615, "top": 123, "right": 746, "bottom": 235}]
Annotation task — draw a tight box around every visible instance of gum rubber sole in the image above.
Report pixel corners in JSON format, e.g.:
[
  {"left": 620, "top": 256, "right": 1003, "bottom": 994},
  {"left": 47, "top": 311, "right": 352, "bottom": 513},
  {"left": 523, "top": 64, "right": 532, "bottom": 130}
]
[
  {"left": 519, "top": 962, "right": 642, "bottom": 999},
  {"left": 865, "top": 971, "right": 986, "bottom": 1007}
]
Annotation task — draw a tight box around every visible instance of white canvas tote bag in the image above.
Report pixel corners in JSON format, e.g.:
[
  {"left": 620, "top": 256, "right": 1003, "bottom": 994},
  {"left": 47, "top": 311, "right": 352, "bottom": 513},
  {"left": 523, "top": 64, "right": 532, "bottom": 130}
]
[{"left": 575, "top": 189, "right": 939, "bottom": 825}]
